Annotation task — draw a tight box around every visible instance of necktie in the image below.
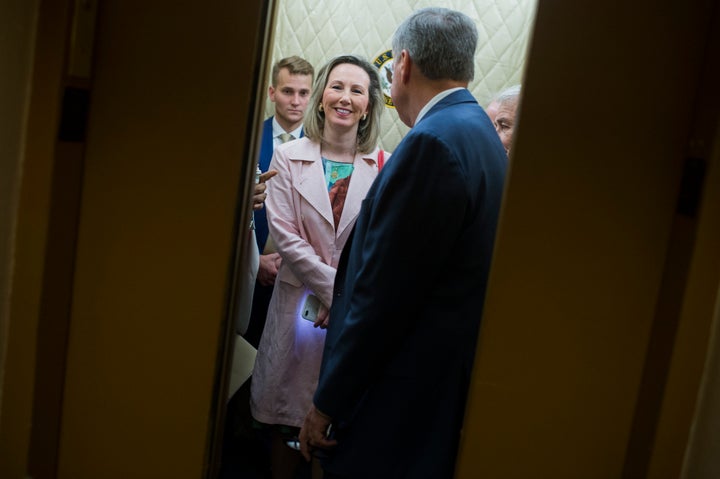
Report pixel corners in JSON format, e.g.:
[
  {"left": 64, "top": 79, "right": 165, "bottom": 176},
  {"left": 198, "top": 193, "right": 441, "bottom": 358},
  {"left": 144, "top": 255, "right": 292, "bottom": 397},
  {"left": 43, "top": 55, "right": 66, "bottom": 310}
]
[{"left": 278, "top": 133, "right": 295, "bottom": 144}]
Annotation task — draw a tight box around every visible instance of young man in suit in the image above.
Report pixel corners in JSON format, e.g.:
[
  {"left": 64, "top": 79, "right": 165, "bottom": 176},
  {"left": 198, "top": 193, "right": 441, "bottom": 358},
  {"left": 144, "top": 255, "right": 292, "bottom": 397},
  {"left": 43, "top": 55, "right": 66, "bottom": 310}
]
[
  {"left": 299, "top": 8, "right": 508, "bottom": 478},
  {"left": 245, "top": 55, "right": 314, "bottom": 348}
]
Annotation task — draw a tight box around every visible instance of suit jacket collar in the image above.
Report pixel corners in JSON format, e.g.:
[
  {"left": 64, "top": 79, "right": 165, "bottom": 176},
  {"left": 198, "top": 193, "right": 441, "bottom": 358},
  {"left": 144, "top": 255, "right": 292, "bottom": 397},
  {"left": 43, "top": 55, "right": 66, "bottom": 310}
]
[{"left": 416, "top": 88, "right": 477, "bottom": 126}]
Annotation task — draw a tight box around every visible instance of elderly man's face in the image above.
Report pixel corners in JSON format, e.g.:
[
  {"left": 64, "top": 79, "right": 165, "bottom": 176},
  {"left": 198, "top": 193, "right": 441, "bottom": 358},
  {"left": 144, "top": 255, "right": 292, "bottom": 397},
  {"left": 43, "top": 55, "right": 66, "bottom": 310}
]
[
  {"left": 494, "top": 101, "right": 517, "bottom": 154},
  {"left": 486, "top": 100, "right": 500, "bottom": 124}
]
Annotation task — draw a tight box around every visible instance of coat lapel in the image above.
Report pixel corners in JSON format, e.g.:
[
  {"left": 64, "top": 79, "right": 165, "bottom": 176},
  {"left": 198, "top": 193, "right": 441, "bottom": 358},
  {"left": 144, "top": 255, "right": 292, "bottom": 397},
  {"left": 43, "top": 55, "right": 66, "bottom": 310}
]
[
  {"left": 288, "top": 140, "right": 379, "bottom": 238},
  {"left": 289, "top": 141, "right": 335, "bottom": 228},
  {"left": 336, "top": 150, "right": 378, "bottom": 238}
]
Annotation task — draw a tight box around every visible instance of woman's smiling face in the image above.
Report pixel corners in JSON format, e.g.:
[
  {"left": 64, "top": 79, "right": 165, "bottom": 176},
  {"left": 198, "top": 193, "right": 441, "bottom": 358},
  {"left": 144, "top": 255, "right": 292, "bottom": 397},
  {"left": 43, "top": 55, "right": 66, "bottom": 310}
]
[{"left": 321, "top": 63, "right": 370, "bottom": 133}]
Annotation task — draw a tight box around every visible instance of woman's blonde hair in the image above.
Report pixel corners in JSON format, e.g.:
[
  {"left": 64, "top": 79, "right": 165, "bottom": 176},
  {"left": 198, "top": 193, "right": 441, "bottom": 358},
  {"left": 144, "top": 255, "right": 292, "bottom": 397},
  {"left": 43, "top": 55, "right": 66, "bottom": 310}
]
[{"left": 303, "top": 54, "right": 384, "bottom": 154}]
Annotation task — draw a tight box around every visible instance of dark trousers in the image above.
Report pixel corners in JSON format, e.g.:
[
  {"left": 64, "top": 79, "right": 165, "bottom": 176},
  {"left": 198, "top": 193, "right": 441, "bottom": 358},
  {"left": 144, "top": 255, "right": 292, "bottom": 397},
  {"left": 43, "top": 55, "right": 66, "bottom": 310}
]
[{"left": 245, "top": 281, "right": 274, "bottom": 348}]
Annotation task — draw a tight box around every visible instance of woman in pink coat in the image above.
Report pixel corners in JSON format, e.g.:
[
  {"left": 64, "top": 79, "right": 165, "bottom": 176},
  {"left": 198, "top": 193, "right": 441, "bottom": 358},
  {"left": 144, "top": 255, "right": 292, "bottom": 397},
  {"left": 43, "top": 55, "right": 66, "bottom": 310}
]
[{"left": 250, "top": 54, "right": 386, "bottom": 479}]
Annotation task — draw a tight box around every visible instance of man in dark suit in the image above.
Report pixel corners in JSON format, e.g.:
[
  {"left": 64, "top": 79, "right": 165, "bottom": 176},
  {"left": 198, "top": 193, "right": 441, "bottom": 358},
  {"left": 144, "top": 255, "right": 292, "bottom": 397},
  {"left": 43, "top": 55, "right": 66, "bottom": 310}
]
[
  {"left": 245, "top": 55, "right": 314, "bottom": 348},
  {"left": 299, "top": 8, "right": 508, "bottom": 478}
]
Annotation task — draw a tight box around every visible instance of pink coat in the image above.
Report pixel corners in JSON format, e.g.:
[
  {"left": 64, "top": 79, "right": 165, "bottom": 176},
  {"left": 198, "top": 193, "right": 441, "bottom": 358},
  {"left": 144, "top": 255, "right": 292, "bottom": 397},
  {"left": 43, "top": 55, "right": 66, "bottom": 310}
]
[{"left": 250, "top": 137, "right": 383, "bottom": 428}]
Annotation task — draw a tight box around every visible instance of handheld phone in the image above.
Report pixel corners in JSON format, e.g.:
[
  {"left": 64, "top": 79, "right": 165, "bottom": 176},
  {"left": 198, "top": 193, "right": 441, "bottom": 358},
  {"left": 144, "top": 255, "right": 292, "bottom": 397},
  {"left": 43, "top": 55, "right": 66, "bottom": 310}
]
[
  {"left": 301, "top": 294, "right": 321, "bottom": 322},
  {"left": 285, "top": 423, "right": 334, "bottom": 454}
]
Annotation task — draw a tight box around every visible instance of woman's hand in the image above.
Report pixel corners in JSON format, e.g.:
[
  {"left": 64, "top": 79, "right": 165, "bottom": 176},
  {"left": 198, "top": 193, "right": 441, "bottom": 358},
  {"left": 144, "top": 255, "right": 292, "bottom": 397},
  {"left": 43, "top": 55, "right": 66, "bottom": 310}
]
[{"left": 314, "top": 303, "right": 330, "bottom": 329}]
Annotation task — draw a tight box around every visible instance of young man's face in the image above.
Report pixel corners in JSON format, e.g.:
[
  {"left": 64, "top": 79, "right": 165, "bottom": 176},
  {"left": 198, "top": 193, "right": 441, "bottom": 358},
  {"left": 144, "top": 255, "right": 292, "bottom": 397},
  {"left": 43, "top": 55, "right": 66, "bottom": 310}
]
[{"left": 268, "top": 68, "right": 313, "bottom": 131}]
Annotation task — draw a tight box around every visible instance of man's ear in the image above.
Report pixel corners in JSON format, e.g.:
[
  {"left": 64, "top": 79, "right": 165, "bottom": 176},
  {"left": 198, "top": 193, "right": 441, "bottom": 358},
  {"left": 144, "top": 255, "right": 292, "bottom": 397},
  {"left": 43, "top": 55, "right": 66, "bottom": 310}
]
[
  {"left": 268, "top": 85, "right": 276, "bottom": 102},
  {"left": 398, "top": 50, "right": 411, "bottom": 84}
]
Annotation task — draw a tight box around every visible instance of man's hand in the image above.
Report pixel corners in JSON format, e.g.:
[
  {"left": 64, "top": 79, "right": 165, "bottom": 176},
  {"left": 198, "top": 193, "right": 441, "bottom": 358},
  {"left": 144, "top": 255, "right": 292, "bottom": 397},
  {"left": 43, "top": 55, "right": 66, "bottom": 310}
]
[
  {"left": 257, "top": 252, "right": 281, "bottom": 286},
  {"left": 299, "top": 405, "right": 337, "bottom": 462},
  {"left": 252, "top": 169, "right": 278, "bottom": 210},
  {"left": 252, "top": 182, "right": 266, "bottom": 210}
]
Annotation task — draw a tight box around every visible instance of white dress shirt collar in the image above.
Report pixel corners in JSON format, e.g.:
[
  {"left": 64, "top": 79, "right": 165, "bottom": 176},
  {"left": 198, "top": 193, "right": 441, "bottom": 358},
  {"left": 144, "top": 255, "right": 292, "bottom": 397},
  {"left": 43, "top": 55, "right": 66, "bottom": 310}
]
[
  {"left": 415, "top": 87, "right": 466, "bottom": 126},
  {"left": 272, "top": 117, "right": 303, "bottom": 146}
]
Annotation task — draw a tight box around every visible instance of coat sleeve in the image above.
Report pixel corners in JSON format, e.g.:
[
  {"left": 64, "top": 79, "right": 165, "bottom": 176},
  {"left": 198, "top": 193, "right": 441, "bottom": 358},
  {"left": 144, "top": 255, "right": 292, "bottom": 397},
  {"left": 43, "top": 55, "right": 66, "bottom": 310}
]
[{"left": 265, "top": 149, "right": 337, "bottom": 307}]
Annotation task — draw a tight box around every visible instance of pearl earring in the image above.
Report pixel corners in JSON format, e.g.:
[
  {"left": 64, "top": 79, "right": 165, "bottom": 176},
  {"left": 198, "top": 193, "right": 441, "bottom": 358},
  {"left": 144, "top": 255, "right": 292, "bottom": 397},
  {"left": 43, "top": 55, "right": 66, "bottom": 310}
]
[{"left": 362, "top": 113, "right": 367, "bottom": 121}]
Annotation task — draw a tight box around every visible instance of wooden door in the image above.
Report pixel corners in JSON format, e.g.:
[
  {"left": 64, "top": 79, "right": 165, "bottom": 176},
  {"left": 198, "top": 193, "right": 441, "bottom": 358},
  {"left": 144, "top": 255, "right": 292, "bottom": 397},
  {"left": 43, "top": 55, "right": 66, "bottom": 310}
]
[
  {"left": 54, "top": 1, "right": 273, "bottom": 477},
  {"left": 456, "top": 1, "right": 720, "bottom": 477}
]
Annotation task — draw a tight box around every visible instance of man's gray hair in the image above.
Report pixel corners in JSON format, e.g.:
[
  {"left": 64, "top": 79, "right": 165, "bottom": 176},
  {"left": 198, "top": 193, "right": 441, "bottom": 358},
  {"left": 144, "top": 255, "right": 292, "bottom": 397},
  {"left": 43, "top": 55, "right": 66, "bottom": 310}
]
[
  {"left": 495, "top": 84, "right": 522, "bottom": 106},
  {"left": 392, "top": 7, "right": 478, "bottom": 82}
]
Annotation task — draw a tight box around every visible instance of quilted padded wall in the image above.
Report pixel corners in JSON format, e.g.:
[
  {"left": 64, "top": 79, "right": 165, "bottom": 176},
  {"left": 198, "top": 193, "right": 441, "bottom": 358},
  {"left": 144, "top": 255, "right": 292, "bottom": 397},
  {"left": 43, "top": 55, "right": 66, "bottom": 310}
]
[{"left": 267, "top": 0, "right": 537, "bottom": 151}]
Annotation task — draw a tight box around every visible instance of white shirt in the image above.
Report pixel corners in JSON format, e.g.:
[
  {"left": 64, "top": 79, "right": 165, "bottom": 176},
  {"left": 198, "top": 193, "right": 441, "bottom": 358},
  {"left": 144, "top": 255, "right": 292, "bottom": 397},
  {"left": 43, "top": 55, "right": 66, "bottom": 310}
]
[
  {"left": 415, "top": 87, "right": 466, "bottom": 126},
  {"left": 272, "top": 117, "right": 303, "bottom": 148}
]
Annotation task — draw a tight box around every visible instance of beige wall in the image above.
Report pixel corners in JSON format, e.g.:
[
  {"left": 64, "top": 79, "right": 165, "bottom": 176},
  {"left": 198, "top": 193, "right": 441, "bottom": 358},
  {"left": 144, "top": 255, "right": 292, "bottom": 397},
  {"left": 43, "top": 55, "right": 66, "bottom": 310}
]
[{"left": 268, "top": 0, "right": 537, "bottom": 151}]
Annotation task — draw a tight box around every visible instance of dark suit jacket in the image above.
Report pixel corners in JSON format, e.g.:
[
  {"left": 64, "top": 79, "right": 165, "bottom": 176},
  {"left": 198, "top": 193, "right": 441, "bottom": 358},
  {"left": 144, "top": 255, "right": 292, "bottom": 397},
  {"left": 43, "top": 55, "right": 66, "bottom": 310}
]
[
  {"left": 315, "top": 89, "right": 507, "bottom": 478},
  {"left": 254, "top": 117, "right": 276, "bottom": 253}
]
